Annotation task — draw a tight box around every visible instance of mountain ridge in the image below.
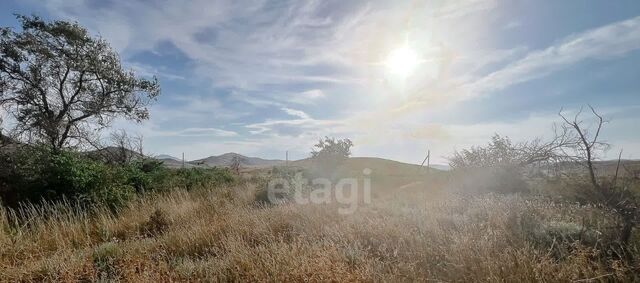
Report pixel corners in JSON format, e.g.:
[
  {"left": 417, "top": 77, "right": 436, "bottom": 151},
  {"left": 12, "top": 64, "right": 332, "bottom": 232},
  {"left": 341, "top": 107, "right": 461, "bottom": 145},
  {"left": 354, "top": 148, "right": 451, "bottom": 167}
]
[{"left": 188, "top": 152, "right": 284, "bottom": 168}]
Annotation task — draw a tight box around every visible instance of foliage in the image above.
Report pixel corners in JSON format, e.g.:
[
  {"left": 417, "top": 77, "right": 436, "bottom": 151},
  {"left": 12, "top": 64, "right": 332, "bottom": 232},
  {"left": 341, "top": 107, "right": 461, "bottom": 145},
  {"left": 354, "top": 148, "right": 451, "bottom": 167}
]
[
  {"left": 119, "top": 159, "right": 168, "bottom": 192},
  {"left": 0, "top": 147, "right": 233, "bottom": 209},
  {"left": 449, "top": 134, "right": 568, "bottom": 170},
  {"left": 0, "top": 147, "right": 136, "bottom": 210},
  {"left": 163, "top": 167, "right": 234, "bottom": 191},
  {"left": 311, "top": 136, "right": 353, "bottom": 161},
  {"left": 310, "top": 137, "right": 353, "bottom": 177},
  {"left": 448, "top": 135, "right": 534, "bottom": 193},
  {"left": 0, "top": 15, "right": 160, "bottom": 151},
  {"left": 450, "top": 106, "right": 639, "bottom": 247}
]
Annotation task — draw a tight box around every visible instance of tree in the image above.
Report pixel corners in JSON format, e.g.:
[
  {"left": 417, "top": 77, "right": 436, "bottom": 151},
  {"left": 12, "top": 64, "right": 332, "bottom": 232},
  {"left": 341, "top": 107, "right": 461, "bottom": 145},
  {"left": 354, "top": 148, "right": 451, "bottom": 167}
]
[
  {"left": 449, "top": 134, "right": 568, "bottom": 170},
  {"left": 0, "top": 15, "right": 160, "bottom": 151},
  {"left": 230, "top": 155, "right": 245, "bottom": 175},
  {"left": 310, "top": 137, "right": 353, "bottom": 177},
  {"left": 311, "top": 136, "right": 353, "bottom": 161},
  {"left": 87, "top": 129, "right": 145, "bottom": 165},
  {"left": 559, "top": 106, "right": 638, "bottom": 246}
]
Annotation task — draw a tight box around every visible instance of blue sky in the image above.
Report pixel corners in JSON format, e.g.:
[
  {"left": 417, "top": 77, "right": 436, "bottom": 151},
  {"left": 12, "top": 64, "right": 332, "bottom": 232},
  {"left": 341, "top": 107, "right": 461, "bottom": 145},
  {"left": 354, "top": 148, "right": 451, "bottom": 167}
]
[{"left": 1, "top": 0, "right": 639, "bottom": 163}]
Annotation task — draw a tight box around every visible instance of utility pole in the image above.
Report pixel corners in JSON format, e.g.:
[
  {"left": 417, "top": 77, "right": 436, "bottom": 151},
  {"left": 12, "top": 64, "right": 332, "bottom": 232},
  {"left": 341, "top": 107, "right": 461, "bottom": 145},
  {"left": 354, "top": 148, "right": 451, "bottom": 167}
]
[
  {"left": 419, "top": 149, "right": 430, "bottom": 174},
  {"left": 427, "top": 150, "right": 430, "bottom": 171},
  {"left": 182, "top": 152, "right": 185, "bottom": 168}
]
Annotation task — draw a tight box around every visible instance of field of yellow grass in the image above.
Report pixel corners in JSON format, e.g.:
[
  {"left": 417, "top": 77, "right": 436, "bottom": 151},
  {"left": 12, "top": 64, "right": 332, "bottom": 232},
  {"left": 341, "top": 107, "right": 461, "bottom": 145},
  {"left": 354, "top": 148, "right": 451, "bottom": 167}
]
[{"left": 1, "top": 173, "right": 637, "bottom": 282}]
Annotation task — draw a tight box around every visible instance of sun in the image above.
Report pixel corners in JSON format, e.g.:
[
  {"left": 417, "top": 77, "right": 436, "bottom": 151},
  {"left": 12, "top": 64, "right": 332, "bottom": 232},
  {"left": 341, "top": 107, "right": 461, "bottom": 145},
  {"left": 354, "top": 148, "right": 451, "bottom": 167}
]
[{"left": 385, "top": 45, "right": 419, "bottom": 78}]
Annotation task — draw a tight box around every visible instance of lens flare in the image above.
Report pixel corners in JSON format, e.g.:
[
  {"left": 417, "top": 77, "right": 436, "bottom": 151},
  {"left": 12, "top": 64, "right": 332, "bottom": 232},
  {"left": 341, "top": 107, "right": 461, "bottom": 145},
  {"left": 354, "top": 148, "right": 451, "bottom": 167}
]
[{"left": 386, "top": 45, "right": 419, "bottom": 78}]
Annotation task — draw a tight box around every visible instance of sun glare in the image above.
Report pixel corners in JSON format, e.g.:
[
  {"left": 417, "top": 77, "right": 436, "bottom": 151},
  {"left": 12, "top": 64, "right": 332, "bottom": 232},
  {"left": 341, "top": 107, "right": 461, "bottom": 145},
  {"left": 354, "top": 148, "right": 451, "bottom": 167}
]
[{"left": 386, "top": 45, "right": 419, "bottom": 78}]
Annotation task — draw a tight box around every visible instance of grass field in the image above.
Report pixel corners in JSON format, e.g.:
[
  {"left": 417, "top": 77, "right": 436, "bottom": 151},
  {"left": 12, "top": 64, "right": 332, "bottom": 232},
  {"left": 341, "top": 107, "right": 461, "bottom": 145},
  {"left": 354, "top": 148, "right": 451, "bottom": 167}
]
[{"left": 1, "top": 166, "right": 638, "bottom": 282}]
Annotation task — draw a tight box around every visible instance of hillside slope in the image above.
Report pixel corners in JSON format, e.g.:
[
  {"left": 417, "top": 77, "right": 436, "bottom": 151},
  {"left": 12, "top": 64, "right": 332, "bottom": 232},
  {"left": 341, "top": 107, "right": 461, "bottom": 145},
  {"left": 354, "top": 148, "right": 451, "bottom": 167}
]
[
  {"left": 291, "top": 157, "right": 442, "bottom": 175},
  {"left": 190, "top": 153, "right": 284, "bottom": 168}
]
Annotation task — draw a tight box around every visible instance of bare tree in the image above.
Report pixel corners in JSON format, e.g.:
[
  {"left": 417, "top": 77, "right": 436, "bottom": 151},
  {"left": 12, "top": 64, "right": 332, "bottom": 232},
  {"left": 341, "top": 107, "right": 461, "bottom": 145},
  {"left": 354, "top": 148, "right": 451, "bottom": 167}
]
[
  {"left": 0, "top": 15, "right": 160, "bottom": 152},
  {"left": 230, "top": 155, "right": 245, "bottom": 175},
  {"left": 108, "top": 129, "right": 144, "bottom": 165},
  {"left": 559, "top": 106, "right": 637, "bottom": 245},
  {"left": 558, "top": 106, "right": 610, "bottom": 189}
]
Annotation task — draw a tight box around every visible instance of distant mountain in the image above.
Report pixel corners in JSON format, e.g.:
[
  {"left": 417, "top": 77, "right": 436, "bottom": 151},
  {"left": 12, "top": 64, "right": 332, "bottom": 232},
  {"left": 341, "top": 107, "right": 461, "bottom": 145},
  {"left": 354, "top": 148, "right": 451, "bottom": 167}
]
[
  {"left": 157, "top": 158, "right": 200, "bottom": 169},
  {"left": 85, "top": 146, "right": 145, "bottom": 163},
  {"left": 190, "top": 152, "right": 284, "bottom": 167},
  {"left": 155, "top": 154, "right": 180, "bottom": 161}
]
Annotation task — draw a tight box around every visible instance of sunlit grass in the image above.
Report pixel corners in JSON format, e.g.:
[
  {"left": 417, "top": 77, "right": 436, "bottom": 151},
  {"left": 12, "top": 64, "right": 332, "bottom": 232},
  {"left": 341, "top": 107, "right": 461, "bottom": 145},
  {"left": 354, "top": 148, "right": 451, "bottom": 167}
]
[{"left": 0, "top": 180, "right": 636, "bottom": 282}]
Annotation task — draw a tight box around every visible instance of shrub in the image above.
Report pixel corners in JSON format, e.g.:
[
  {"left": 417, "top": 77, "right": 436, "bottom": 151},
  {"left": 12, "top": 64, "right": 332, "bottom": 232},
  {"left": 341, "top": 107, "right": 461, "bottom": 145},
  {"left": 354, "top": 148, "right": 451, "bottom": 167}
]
[
  {"left": 1, "top": 147, "right": 136, "bottom": 209},
  {"left": 0, "top": 147, "right": 235, "bottom": 210},
  {"left": 166, "top": 167, "right": 234, "bottom": 190},
  {"left": 119, "top": 159, "right": 169, "bottom": 192}
]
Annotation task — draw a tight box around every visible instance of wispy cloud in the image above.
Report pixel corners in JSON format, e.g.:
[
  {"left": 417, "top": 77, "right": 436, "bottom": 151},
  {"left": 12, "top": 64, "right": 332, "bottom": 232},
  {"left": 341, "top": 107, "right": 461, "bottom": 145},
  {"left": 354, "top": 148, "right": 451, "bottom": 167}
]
[
  {"left": 468, "top": 15, "right": 640, "bottom": 96},
  {"left": 22, "top": 0, "right": 640, "bottom": 162},
  {"left": 282, "top": 108, "right": 311, "bottom": 120},
  {"left": 246, "top": 108, "right": 346, "bottom": 138},
  {"left": 128, "top": 62, "right": 186, "bottom": 81},
  {"left": 153, "top": 127, "right": 238, "bottom": 138}
]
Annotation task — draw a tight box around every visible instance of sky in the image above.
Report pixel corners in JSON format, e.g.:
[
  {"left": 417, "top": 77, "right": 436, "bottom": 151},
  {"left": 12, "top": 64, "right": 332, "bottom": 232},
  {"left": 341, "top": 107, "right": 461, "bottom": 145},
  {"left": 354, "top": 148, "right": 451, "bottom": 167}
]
[{"left": 1, "top": 0, "right": 639, "bottom": 164}]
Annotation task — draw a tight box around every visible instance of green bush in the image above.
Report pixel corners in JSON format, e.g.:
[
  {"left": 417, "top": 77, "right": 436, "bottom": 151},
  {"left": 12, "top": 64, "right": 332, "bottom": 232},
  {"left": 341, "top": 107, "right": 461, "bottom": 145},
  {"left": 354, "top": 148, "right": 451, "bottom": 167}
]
[
  {"left": 0, "top": 147, "right": 235, "bottom": 210},
  {"left": 119, "top": 159, "right": 169, "bottom": 192},
  {"left": 4, "top": 149, "right": 135, "bottom": 210},
  {"left": 165, "top": 167, "right": 234, "bottom": 190}
]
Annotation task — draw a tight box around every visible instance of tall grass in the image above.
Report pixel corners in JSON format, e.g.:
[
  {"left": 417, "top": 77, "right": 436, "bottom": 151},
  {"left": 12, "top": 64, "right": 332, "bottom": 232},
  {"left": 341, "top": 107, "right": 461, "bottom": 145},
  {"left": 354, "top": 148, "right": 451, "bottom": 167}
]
[{"left": 0, "top": 180, "right": 637, "bottom": 282}]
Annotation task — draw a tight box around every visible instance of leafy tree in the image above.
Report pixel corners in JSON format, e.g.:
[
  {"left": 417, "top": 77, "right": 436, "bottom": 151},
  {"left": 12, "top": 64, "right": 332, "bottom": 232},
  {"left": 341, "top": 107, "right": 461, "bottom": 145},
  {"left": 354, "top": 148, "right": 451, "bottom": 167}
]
[
  {"left": 311, "top": 136, "right": 353, "bottom": 161},
  {"left": 0, "top": 15, "right": 160, "bottom": 151},
  {"left": 310, "top": 137, "right": 353, "bottom": 177}
]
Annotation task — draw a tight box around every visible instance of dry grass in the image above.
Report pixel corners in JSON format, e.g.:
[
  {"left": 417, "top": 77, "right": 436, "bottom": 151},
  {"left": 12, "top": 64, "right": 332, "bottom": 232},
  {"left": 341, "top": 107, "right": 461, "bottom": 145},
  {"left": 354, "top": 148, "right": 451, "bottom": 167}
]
[{"left": 0, "top": 179, "right": 638, "bottom": 282}]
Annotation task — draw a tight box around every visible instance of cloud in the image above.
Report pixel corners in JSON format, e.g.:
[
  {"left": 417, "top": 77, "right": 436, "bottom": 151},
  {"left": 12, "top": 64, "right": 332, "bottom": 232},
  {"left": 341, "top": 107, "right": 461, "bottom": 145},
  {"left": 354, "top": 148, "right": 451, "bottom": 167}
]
[
  {"left": 169, "top": 128, "right": 238, "bottom": 137},
  {"left": 153, "top": 127, "right": 238, "bottom": 138},
  {"left": 246, "top": 109, "right": 347, "bottom": 138},
  {"left": 434, "top": 0, "right": 497, "bottom": 19},
  {"left": 282, "top": 108, "right": 311, "bottom": 120},
  {"left": 41, "top": 0, "right": 369, "bottom": 91},
  {"left": 286, "top": 89, "right": 327, "bottom": 105},
  {"left": 30, "top": 0, "right": 640, "bottom": 164},
  {"left": 128, "top": 62, "right": 186, "bottom": 81},
  {"left": 468, "top": 15, "right": 640, "bottom": 96}
]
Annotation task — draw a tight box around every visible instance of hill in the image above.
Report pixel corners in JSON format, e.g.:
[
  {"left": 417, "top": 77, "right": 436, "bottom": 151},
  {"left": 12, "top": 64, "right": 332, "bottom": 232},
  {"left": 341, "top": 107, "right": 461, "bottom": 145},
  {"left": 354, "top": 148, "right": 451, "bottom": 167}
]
[
  {"left": 190, "top": 153, "right": 284, "bottom": 168},
  {"left": 291, "top": 157, "right": 445, "bottom": 175},
  {"left": 155, "top": 154, "right": 180, "bottom": 161},
  {"left": 84, "top": 146, "right": 144, "bottom": 163}
]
